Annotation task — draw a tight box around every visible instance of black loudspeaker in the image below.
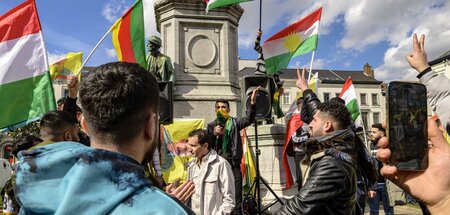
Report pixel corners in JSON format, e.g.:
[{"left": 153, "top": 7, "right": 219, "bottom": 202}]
[
  {"left": 158, "top": 81, "right": 173, "bottom": 124},
  {"left": 243, "top": 75, "right": 274, "bottom": 119}
]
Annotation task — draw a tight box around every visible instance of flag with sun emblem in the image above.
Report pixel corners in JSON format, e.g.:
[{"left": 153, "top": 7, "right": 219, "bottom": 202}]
[{"left": 263, "top": 7, "right": 322, "bottom": 75}]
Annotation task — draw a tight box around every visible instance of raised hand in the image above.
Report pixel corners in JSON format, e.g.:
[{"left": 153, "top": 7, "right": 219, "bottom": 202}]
[
  {"left": 406, "top": 33, "right": 429, "bottom": 73},
  {"left": 250, "top": 86, "right": 261, "bottom": 105},
  {"left": 296, "top": 67, "right": 309, "bottom": 91},
  {"left": 67, "top": 76, "right": 79, "bottom": 99}
]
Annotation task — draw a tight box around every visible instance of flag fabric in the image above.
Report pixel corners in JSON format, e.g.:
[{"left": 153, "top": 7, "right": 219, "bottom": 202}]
[
  {"left": 308, "top": 71, "right": 319, "bottom": 93},
  {"left": 0, "top": 0, "right": 56, "bottom": 129},
  {"left": 339, "top": 77, "right": 360, "bottom": 121},
  {"left": 49, "top": 52, "right": 83, "bottom": 84},
  {"left": 161, "top": 119, "right": 204, "bottom": 184},
  {"left": 263, "top": 7, "right": 322, "bottom": 75},
  {"left": 111, "top": 0, "right": 147, "bottom": 69},
  {"left": 205, "top": 0, "right": 253, "bottom": 13},
  {"left": 282, "top": 110, "right": 303, "bottom": 189},
  {"left": 272, "top": 89, "right": 285, "bottom": 118},
  {"left": 240, "top": 129, "right": 256, "bottom": 193}
]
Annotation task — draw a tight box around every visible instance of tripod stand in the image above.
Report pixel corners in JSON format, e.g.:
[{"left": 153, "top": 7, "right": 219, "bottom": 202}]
[{"left": 244, "top": 120, "right": 284, "bottom": 214}]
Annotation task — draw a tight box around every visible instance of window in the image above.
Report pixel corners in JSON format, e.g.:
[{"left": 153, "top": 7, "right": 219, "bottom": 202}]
[
  {"left": 323, "top": 93, "right": 330, "bottom": 101},
  {"left": 372, "top": 93, "right": 379, "bottom": 105},
  {"left": 373, "top": 112, "right": 380, "bottom": 124},
  {"left": 282, "top": 93, "right": 291, "bottom": 105},
  {"left": 63, "top": 89, "right": 69, "bottom": 98},
  {"left": 360, "top": 93, "right": 367, "bottom": 105},
  {"left": 361, "top": 111, "right": 369, "bottom": 129}
]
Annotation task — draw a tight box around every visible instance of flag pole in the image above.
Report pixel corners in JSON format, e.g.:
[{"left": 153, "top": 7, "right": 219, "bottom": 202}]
[
  {"left": 259, "top": 0, "right": 262, "bottom": 30},
  {"left": 307, "top": 50, "right": 315, "bottom": 83},
  {"left": 358, "top": 109, "right": 369, "bottom": 149},
  {"left": 75, "top": 27, "right": 114, "bottom": 77}
]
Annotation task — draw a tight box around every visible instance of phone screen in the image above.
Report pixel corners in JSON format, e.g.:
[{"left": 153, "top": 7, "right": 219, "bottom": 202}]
[{"left": 387, "top": 82, "right": 428, "bottom": 171}]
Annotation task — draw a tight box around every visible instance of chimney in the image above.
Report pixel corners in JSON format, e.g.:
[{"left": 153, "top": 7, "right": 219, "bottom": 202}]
[{"left": 363, "top": 63, "right": 374, "bottom": 78}]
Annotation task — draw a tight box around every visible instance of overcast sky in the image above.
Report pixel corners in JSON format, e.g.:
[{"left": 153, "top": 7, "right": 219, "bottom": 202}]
[{"left": 1, "top": 0, "right": 449, "bottom": 82}]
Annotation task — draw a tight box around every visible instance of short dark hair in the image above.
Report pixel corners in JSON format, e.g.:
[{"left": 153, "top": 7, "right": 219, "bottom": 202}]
[
  {"left": 371, "top": 123, "right": 386, "bottom": 133},
  {"left": 40, "top": 111, "right": 78, "bottom": 139},
  {"left": 79, "top": 62, "right": 158, "bottom": 143},
  {"left": 189, "top": 129, "right": 213, "bottom": 150},
  {"left": 57, "top": 98, "right": 65, "bottom": 106},
  {"left": 329, "top": 97, "right": 345, "bottom": 105},
  {"left": 12, "top": 135, "right": 42, "bottom": 158},
  {"left": 215, "top": 99, "right": 230, "bottom": 109},
  {"left": 317, "top": 101, "right": 352, "bottom": 130}
]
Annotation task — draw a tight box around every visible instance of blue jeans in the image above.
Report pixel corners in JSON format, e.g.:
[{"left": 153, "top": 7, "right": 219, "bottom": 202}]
[{"left": 369, "top": 183, "right": 394, "bottom": 215}]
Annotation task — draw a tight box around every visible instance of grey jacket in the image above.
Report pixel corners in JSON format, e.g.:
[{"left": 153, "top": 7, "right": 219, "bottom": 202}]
[{"left": 418, "top": 68, "right": 450, "bottom": 129}]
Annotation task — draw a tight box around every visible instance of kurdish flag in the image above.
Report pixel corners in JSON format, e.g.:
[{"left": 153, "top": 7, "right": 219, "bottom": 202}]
[
  {"left": 49, "top": 52, "right": 83, "bottom": 85},
  {"left": 205, "top": 0, "right": 253, "bottom": 13},
  {"left": 0, "top": 0, "right": 56, "bottom": 129},
  {"left": 263, "top": 7, "right": 322, "bottom": 75},
  {"left": 339, "top": 77, "right": 360, "bottom": 121},
  {"left": 111, "top": 0, "right": 147, "bottom": 69}
]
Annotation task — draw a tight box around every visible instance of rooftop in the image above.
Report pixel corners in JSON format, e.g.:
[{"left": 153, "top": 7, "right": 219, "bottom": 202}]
[{"left": 239, "top": 67, "right": 383, "bottom": 84}]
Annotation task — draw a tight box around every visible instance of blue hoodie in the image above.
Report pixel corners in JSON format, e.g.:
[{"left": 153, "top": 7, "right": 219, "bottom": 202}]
[{"left": 15, "top": 141, "right": 193, "bottom": 215}]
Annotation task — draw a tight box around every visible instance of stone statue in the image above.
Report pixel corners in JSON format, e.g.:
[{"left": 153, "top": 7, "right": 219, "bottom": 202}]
[{"left": 146, "top": 36, "right": 175, "bottom": 82}]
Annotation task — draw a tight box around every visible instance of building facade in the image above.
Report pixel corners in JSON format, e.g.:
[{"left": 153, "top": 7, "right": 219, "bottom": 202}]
[{"left": 239, "top": 62, "right": 385, "bottom": 131}]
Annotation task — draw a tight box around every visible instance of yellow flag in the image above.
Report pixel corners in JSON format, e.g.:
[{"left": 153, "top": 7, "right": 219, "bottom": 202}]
[
  {"left": 49, "top": 52, "right": 82, "bottom": 84},
  {"left": 308, "top": 71, "right": 318, "bottom": 93},
  {"left": 162, "top": 119, "right": 204, "bottom": 183}
]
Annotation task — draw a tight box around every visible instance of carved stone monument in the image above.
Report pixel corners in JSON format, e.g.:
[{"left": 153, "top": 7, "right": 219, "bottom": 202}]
[
  {"left": 154, "top": 0, "right": 244, "bottom": 123},
  {"left": 153, "top": 0, "right": 296, "bottom": 210}
]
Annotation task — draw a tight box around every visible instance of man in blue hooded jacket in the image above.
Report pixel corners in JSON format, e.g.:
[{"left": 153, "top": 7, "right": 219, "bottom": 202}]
[{"left": 15, "top": 62, "right": 194, "bottom": 214}]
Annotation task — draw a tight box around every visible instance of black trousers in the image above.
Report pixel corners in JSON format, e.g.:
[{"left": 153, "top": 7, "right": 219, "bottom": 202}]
[{"left": 232, "top": 166, "right": 242, "bottom": 215}]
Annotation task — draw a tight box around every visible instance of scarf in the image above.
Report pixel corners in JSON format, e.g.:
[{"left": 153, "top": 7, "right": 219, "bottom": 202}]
[{"left": 215, "top": 110, "right": 233, "bottom": 153}]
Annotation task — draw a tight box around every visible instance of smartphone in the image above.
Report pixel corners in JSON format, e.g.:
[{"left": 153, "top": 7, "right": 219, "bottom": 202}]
[{"left": 387, "top": 82, "right": 428, "bottom": 171}]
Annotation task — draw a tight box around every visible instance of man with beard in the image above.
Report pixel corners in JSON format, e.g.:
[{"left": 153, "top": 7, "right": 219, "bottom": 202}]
[
  {"left": 15, "top": 62, "right": 194, "bottom": 214},
  {"left": 368, "top": 124, "right": 394, "bottom": 215},
  {"left": 276, "top": 100, "right": 359, "bottom": 214}
]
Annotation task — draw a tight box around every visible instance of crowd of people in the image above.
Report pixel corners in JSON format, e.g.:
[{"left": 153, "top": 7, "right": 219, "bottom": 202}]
[{"left": 1, "top": 33, "right": 450, "bottom": 215}]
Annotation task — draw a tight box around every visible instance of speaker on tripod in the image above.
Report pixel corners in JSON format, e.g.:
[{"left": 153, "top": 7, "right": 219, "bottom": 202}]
[
  {"left": 243, "top": 75, "right": 274, "bottom": 119},
  {"left": 242, "top": 75, "right": 285, "bottom": 214}
]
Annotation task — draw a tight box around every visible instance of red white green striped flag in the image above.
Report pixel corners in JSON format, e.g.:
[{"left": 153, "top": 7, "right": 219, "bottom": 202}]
[
  {"left": 204, "top": 0, "right": 254, "bottom": 13},
  {"left": 111, "top": 0, "right": 147, "bottom": 69},
  {"left": 0, "top": 0, "right": 56, "bottom": 129},
  {"left": 263, "top": 7, "right": 322, "bottom": 75},
  {"left": 339, "top": 77, "right": 360, "bottom": 121}
]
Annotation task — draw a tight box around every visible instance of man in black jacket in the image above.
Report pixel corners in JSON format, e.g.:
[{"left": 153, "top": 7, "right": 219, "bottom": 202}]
[
  {"left": 207, "top": 87, "right": 259, "bottom": 215},
  {"left": 277, "top": 100, "right": 359, "bottom": 215}
]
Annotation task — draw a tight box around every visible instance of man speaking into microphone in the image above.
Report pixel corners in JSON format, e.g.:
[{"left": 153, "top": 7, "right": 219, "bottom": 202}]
[{"left": 207, "top": 87, "right": 260, "bottom": 215}]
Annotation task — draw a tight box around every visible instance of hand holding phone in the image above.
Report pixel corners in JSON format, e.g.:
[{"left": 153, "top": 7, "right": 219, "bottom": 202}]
[{"left": 387, "top": 82, "right": 428, "bottom": 171}]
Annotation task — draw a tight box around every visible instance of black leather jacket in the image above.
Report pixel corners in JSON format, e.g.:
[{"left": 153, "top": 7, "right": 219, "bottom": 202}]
[
  {"left": 276, "top": 129, "right": 360, "bottom": 215},
  {"left": 301, "top": 89, "right": 320, "bottom": 124}
]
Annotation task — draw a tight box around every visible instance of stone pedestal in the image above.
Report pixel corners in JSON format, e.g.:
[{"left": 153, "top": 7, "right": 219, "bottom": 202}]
[
  {"left": 154, "top": 0, "right": 244, "bottom": 123},
  {"left": 246, "top": 123, "right": 298, "bottom": 213}
]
